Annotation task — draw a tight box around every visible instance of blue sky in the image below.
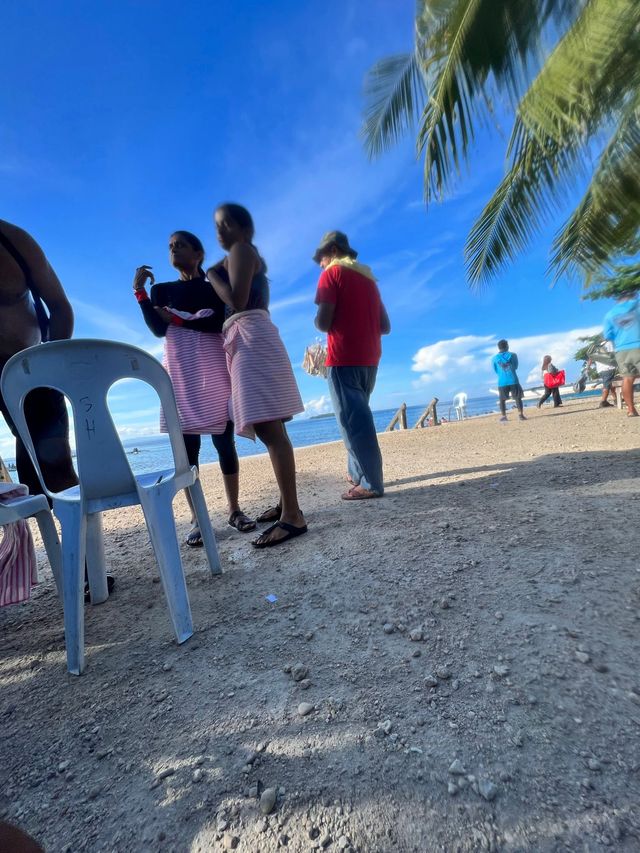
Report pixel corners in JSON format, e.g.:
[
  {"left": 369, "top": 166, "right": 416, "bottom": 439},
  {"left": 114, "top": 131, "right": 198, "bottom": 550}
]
[{"left": 1, "top": 0, "right": 608, "bottom": 456}]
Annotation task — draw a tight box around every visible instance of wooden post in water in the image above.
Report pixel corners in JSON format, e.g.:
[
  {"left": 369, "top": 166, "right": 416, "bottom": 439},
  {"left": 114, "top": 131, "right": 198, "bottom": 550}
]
[
  {"left": 413, "top": 397, "right": 440, "bottom": 428},
  {"left": 385, "top": 402, "right": 407, "bottom": 431}
]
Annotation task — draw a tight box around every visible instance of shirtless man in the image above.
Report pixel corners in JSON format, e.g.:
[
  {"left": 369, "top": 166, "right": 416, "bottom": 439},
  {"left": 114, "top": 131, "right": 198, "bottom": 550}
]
[{"left": 0, "top": 219, "right": 76, "bottom": 494}]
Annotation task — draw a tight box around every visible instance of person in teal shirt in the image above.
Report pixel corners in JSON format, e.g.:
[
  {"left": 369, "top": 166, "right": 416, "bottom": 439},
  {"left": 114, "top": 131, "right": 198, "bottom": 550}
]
[
  {"left": 492, "top": 339, "right": 526, "bottom": 422},
  {"left": 603, "top": 292, "right": 640, "bottom": 417}
]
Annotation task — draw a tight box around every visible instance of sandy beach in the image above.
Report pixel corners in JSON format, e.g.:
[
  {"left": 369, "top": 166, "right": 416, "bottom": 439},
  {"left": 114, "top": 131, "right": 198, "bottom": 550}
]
[{"left": 2, "top": 398, "right": 640, "bottom": 852}]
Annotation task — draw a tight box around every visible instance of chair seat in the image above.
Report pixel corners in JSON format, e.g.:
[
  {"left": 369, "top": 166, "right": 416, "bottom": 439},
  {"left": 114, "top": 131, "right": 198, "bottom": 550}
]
[
  {"left": 52, "top": 469, "right": 192, "bottom": 514},
  {"left": 0, "top": 493, "right": 51, "bottom": 524}
]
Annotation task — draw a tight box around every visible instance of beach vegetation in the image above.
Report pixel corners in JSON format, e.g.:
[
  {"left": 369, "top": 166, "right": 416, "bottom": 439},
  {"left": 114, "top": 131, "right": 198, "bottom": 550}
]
[
  {"left": 362, "top": 0, "right": 640, "bottom": 287},
  {"left": 573, "top": 333, "right": 605, "bottom": 372},
  {"left": 581, "top": 261, "right": 640, "bottom": 301}
]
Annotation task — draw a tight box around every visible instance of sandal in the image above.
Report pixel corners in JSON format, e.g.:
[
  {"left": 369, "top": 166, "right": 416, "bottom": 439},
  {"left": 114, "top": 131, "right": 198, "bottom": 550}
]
[
  {"left": 252, "top": 520, "right": 308, "bottom": 549},
  {"left": 341, "top": 486, "right": 382, "bottom": 501},
  {"left": 228, "top": 510, "right": 256, "bottom": 532},
  {"left": 186, "top": 526, "right": 203, "bottom": 548},
  {"left": 256, "top": 504, "right": 281, "bottom": 523}
]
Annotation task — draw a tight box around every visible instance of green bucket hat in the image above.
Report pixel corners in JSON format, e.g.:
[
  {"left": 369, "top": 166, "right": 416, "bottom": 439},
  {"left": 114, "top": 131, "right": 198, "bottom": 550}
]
[{"left": 312, "top": 230, "right": 358, "bottom": 264}]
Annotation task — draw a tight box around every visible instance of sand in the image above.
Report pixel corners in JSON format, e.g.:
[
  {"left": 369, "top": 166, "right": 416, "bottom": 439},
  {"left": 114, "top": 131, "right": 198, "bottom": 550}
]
[{"left": 2, "top": 398, "right": 640, "bottom": 852}]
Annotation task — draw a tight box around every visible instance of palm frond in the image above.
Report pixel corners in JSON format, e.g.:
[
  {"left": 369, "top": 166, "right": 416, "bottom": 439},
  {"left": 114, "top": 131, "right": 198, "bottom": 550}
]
[
  {"left": 413, "top": 0, "right": 583, "bottom": 200},
  {"left": 551, "top": 100, "right": 640, "bottom": 278},
  {"left": 362, "top": 52, "right": 427, "bottom": 158},
  {"left": 464, "top": 125, "right": 583, "bottom": 285},
  {"left": 517, "top": 0, "right": 640, "bottom": 145}
]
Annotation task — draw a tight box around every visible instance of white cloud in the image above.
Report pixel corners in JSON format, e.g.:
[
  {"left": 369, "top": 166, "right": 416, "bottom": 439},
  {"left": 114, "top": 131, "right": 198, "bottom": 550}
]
[
  {"left": 300, "top": 395, "right": 333, "bottom": 418},
  {"left": 411, "top": 326, "right": 602, "bottom": 396}
]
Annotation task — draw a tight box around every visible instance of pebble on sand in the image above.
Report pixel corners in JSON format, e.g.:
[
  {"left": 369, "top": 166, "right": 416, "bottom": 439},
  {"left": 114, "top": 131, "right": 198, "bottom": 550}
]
[
  {"left": 298, "top": 702, "right": 314, "bottom": 717},
  {"left": 260, "top": 787, "right": 277, "bottom": 815}
]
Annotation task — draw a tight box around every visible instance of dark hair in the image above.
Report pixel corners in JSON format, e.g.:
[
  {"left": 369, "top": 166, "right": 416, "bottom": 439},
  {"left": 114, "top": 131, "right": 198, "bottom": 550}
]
[
  {"left": 216, "top": 203, "right": 268, "bottom": 273},
  {"left": 171, "top": 230, "right": 206, "bottom": 275},
  {"left": 542, "top": 354, "right": 552, "bottom": 368},
  {"left": 216, "top": 203, "right": 255, "bottom": 240},
  {"left": 497, "top": 339, "right": 508, "bottom": 351}
]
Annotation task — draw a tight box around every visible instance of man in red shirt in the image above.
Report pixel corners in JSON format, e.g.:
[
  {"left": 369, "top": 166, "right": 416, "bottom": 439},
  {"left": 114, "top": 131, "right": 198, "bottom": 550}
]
[{"left": 313, "top": 231, "right": 390, "bottom": 499}]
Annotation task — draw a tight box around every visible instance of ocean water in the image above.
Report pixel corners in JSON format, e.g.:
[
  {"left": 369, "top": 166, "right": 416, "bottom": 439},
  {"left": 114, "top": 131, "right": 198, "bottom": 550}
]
[
  {"left": 117, "top": 391, "right": 598, "bottom": 476},
  {"left": 3, "top": 391, "right": 599, "bottom": 477}
]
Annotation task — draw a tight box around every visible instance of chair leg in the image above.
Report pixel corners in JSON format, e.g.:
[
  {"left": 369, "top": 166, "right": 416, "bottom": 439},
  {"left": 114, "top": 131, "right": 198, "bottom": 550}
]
[
  {"left": 188, "top": 479, "right": 222, "bottom": 575},
  {"left": 138, "top": 492, "right": 193, "bottom": 644},
  {"left": 85, "top": 513, "right": 109, "bottom": 604},
  {"left": 55, "top": 503, "right": 87, "bottom": 676},
  {"left": 34, "top": 510, "right": 62, "bottom": 597}
]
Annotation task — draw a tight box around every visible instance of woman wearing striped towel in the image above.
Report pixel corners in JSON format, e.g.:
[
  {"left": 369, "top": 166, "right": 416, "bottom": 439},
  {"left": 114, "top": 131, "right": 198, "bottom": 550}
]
[
  {"left": 133, "top": 231, "right": 255, "bottom": 545},
  {"left": 208, "top": 204, "right": 307, "bottom": 548}
]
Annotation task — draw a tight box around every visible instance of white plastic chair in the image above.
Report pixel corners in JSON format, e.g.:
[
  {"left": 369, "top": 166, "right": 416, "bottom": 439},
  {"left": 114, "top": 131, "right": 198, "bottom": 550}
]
[
  {"left": 0, "top": 490, "right": 63, "bottom": 594},
  {"left": 453, "top": 392, "right": 468, "bottom": 420},
  {"left": 1, "top": 339, "right": 221, "bottom": 675}
]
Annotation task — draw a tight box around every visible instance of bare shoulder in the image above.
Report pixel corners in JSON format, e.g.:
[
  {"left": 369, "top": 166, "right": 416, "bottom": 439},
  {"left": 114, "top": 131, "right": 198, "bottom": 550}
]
[
  {"left": 230, "top": 242, "right": 259, "bottom": 266},
  {"left": 0, "top": 220, "right": 48, "bottom": 267}
]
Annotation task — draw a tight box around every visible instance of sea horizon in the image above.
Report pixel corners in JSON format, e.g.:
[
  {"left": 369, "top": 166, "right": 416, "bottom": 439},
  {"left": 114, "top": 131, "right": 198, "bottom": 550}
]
[{"left": 2, "top": 390, "right": 600, "bottom": 476}]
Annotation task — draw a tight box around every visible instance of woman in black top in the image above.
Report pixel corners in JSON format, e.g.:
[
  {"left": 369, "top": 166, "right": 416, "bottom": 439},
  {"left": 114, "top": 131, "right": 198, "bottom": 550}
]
[{"left": 133, "top": 231, "right": 255, "bottom": 543}]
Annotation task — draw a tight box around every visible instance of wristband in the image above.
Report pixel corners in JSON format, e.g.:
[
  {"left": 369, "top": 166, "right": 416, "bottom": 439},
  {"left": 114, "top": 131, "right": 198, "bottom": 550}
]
[{"left": 134, "top": 288, "right": 149, "bottom": 303}]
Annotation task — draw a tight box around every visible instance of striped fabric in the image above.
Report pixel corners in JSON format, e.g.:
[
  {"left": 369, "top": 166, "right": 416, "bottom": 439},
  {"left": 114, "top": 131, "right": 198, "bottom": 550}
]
[
  {"left": 0, "top": 485, "right": 38, "bottom": 607},
  {"left": 161, "top": 326, "right": 231, "bottom": 435},
  {"left": 222, "top": 310, "right": 304, "bottom": 440}
]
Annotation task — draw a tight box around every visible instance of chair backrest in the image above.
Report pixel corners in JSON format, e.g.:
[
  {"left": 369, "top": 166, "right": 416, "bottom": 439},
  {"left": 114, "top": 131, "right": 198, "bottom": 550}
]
[{"left": 0, "top": 340, "right": 190, "bottom": 501}]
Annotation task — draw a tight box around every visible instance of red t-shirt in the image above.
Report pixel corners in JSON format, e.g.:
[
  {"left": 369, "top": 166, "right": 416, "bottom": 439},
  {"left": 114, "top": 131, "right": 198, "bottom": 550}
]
[{"left": 315, "top": 264, "right": 382, "bottom": 367}]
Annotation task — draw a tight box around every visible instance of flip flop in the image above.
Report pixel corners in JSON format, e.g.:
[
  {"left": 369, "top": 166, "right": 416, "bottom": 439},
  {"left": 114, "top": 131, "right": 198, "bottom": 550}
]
[
  {"left": 341, "top": 486, "right": 382, "bottom": 501},
  {"left": 252, "top": 520, "right": 308, "bottom": 549},
  {"left": 627, "top": 412, "right": 639, "bottom": 418},
  {"left": 256, "top": 504, "right": 282, "bottom": 523},
  {"left": 228, "top": 510, "right": 257, "bottom": 532},
  {"left": 186, "top": 526, "right": 203, "bottom": 548}
]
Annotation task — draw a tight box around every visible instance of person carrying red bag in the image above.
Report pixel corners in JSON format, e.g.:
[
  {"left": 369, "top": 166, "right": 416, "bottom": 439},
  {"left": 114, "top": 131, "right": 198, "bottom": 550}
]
[{"left": 536, "top": 355, "right": 564, "bottom": 409}]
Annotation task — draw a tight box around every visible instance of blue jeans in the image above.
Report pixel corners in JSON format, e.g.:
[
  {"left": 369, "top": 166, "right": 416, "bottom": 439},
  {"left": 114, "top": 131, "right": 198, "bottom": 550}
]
[{"left": 327, "top": 366, "right": 384, "bottom": 494}]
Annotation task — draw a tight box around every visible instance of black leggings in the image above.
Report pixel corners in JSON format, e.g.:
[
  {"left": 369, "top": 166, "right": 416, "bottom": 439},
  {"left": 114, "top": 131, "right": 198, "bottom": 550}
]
[
  {"left": 538, "top": 387, "right": 562, "bottom": 407},
  {"left": 183, "top": 421, "right": 239, "bottom": 476}
]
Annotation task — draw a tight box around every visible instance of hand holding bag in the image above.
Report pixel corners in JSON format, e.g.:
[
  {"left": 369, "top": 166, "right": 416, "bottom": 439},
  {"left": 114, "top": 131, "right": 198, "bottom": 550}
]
[{"left": 544, "top": 369, "right": 565, "bottom": 388}]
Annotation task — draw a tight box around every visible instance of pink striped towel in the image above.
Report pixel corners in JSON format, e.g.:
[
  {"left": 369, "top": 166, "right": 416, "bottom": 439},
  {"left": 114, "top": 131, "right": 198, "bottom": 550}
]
[
  {"left": 223, "top": 310, "right": 304, "bottom": 440},
  {"left": 161, "top": 312, "right": 232, "bottom": 435},
  {"left": 0, "top": 484, "right": 38, "bottom": 607}
]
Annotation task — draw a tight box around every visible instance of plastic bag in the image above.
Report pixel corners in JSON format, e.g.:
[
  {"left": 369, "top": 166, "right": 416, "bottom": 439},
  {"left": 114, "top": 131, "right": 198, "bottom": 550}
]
[{"left": 302, "top": 342, "right": 328, "bottom": 378}]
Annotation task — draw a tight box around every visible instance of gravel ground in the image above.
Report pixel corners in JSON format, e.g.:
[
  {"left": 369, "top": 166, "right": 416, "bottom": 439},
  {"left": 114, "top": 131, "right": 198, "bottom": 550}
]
[{"left": 2, "top": 399, "right": 640, "bottom": 852}]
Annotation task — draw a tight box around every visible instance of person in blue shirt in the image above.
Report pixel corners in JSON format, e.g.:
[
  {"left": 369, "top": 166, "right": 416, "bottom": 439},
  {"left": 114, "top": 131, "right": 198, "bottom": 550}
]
[
  {"left": 603, "top": 292, "right": 640, "bottom": 417},
  {"left": 492, "top": 339, "right": 526, "bottom": 422}
]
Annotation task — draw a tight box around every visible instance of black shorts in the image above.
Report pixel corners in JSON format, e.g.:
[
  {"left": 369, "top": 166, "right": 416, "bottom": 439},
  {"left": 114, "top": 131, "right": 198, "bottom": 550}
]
[
  {"left": 0, "top": 385, "right": 75, "bottom": 495},
  {"left": 498, "top": 384, "right": 523, "bottom": 402},
  {"left": 0, "top": 386, "right": 70, "bottom": 445}
]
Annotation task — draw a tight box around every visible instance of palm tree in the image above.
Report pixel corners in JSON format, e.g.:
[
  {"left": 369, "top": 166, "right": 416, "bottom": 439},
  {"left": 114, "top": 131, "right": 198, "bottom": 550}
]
[{"left": 362, "top": 0, "right": 640, "bottom": 286}]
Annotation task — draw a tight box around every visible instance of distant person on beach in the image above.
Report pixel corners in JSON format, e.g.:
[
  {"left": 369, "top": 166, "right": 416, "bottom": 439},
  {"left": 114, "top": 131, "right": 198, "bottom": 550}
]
[
  {"left": 207, "top": 203, "right": 307, "bottom": 548},
  {"left": 492, "top": 339, "right": 526, "bottom": 422},
  {"left": 588, "top": 340, "right": 617, "bottom": 408},
  {"left": 603, "top": 291, "right": 640, "bottom": 417},
  {"left": 133, "top": 231, "right": 255, "bottom": 544},
  {"left": 312, "top": 230, "right": 390, "bottom": 499},
  {"left": 0, "top": 220, "right": 114, "bottom": 599},
  {"left": 536, "top": 355, "right": 563, "bottom": 409}
]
